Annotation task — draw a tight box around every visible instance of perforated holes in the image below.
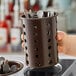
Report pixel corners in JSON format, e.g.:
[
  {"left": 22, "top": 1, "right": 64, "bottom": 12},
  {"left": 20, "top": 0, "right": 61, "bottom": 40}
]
[
  {"left": 35, "top": 63, "right": 41, "bottom": 66},
  {"left": 47, "top": 31, "right": 51, "bottom": 35},
  {"left": 48, "top": 53, "right": 51, "bottom": 57},
  {"left": 26, "top": 53, "right": 28, "bottom": 57},
  {"left": 34, "top": 40, "right": 37, "bottom": 43},
  {"left": 33, "top": 25, "right": 38, "bottom": 36},
  {"left": 47, "top": 22, "right": 51, "bottom": 36},
  {"left": 24, "top": 32, "right": 26, "bottom": 35},
  {"left": 26, "top": 60, "right": 29, "bottom": 65},
  {"left": 23, "top": 24, "right": 25, "bottom": 28},
  {"left": 38, "top": 63, "right": 41, "bottom": 66},
  {"left": 35, "top": 55, "right": 39, "bottom": 58},
  {"left": 25, "top": 46, "right": 27, "bottom": 50},
  {"left": 48, "top": 60, "right": 53, "bottom": 64},
  {"left": 34, "top": 33, "right": 38, "bottom": 36},
  {"left": 34, "top": 48, "right": 38, "bottom": 51},
  {"left": 25, "top": 39, "right": 27, "bottom": 42},
  {"left": 47, "top": 23, "right": 51, "bottom": 60},
  {"left": 48, "top": 39, "right": 51, "bottom": 42},
  {"left": 22, "top": 15, "right": 26, "bottom": 18},
  {"left": 26, "top": 53, "right": 29, "bottom": 65},
  {"left": 48, "top": 46, "right": 51, "bottom": 50},
  {"left": 34, "top": 25, "right": 37, "bottom": 29}
]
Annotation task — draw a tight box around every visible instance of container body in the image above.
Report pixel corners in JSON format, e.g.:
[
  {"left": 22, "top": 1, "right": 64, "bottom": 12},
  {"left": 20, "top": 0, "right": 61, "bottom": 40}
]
[{"left": 22, "top": 12, "right": 58, "bottom": 69}]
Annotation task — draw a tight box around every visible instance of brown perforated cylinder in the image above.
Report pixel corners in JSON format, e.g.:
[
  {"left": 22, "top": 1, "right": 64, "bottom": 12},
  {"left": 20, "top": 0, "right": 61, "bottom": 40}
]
[{"left": 21, "top": 12, "right": 58, "bottom": 69}]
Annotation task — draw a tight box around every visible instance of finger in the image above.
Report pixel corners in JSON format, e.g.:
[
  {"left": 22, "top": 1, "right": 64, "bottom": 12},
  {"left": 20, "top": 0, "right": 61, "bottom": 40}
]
[
  {"left": 57, "top": 31, "right": 66, "bottom": 47},
  {"left": 21, "top": 42, "right": 25, "bottom": 48},
  {"left": 58, "top": 45, "right": 63, "bottom": 53},
  {"left": 57, "top": 33, "right": 62, "bottom": 41},
  {"left": 21, "top": 34, "right": 24, "bottom": 41},
  {"left": 57, "top": 31, "right": 65, "bottom": 41}
]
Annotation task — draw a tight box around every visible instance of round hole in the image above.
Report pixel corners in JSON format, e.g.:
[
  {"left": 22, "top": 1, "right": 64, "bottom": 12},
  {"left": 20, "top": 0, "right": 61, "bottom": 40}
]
[
  {"left": 48, "top": 46, "right": 51, "bottom": 49},
  {"left": 25, "top": 46, "right": 27, "bottom": 50},
  {"left": 26, "top": 60, "right": 29, "bottom": 65},
  {"left": 26, "top": 53, "right": 28, "bottom": 57},
  {"left": 48, "top": 53, "right": 51, "bottom": 57},
  {"left": 34, "top": 48, "right": 38, "bottom": 51},
  {"left": 22, "top": 15, "right": 26, "bottom": 18},
  {"left": 39, "top": 63, "right": 41, "bottom": 66},
  {"left": 48, "top": 60, "right": 52, "bottom": 64},
  {"left": 48, "top": 39, "right": 51, "bottom": 42},
  {"left": 35, "top": 55, "right": 39, "bottom": 58},
  {"left": 47, "top": 31, "right": 51, "bottom": 35},
  {"left": 23, "top": 24, "right": 25, "bottom": 28},
  {"left": 34, "top": 40, "right": 37, "bottom": 43},
  {"left": 34, "top": 33, "right": 38, "bottom": 36},
  {"left": 24, "top": 32, "right": 26, "bottom": 35},
  {"left": 35, "top": 63, "right": 41, "bottom": 66},
  {"left": 34, "top": 25, "right": 37, "bottom": 29},
  {"left": 25, "top": 39, "right": 27, "bottom": 42}
]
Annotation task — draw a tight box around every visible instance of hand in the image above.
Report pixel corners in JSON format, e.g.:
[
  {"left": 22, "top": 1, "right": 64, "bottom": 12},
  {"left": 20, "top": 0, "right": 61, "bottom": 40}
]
[
  {"left": 57, "top": 31, "right": 68, "bottom": 53},
  {"left": 21, "top": 31, "right": 68, "bottom": 53}
]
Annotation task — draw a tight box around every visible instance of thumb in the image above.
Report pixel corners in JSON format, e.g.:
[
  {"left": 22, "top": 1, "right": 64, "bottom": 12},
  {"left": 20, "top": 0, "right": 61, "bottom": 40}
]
[{"left": 57, "top": 31, "right": 68, "bottom": 53}]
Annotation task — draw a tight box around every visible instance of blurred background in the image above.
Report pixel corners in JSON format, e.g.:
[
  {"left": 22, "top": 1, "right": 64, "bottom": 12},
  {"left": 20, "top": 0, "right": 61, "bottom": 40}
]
[{"left": 0, "top": 0, "right": 76, "bottom": 53}]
